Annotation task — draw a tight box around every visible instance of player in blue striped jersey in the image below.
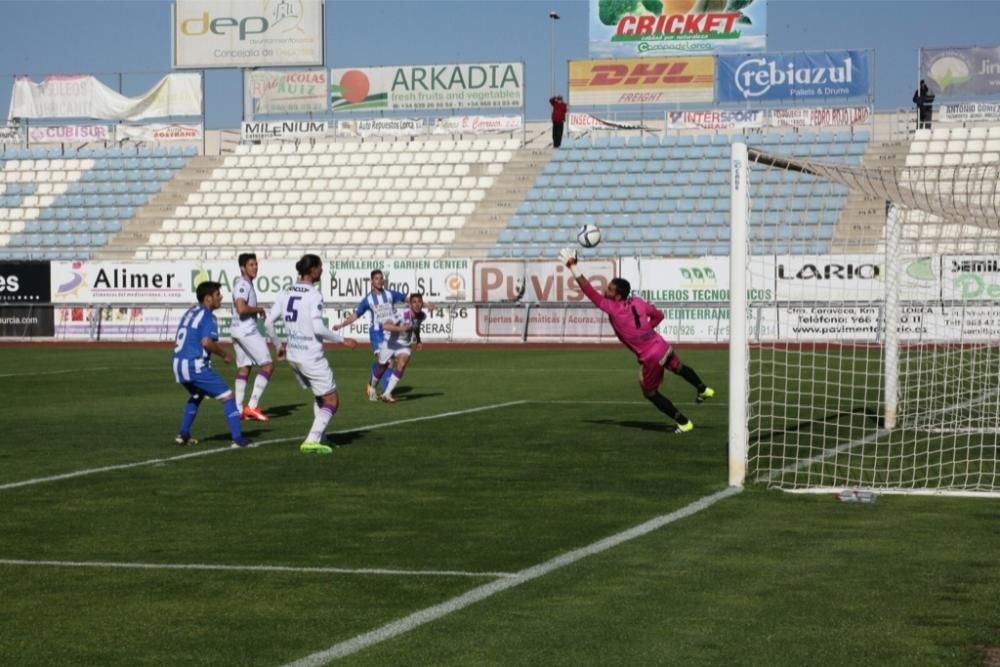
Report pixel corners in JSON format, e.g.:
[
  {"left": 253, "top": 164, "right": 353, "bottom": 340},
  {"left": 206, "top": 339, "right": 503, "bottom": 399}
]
[
  {"left": 171, "top": 281, "right": 249, "bottom": 448},
  {"left": 334, "top": 269, "right": 406, "bottom": 401}
]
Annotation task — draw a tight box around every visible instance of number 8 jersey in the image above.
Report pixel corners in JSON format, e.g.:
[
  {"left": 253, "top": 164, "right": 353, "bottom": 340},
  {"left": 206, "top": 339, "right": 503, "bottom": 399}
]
[{"left": 267, "top": 282, "right": 327, "bottom": 363}]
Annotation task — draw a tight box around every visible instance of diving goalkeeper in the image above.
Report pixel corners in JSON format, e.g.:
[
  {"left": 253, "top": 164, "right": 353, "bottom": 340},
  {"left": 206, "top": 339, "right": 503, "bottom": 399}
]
[{"left": 559, "top": 248, "right": 714, "bottom": 433}]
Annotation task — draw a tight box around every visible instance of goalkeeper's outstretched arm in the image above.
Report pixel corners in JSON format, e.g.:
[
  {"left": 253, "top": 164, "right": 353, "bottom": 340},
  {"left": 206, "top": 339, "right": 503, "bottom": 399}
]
[{"left": 559, "top": 247, "right": 607, "bottom": 310}]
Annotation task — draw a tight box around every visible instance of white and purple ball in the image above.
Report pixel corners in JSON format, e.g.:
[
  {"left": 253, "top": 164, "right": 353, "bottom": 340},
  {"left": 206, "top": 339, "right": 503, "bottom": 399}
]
[{"left": 576, "top": 224, "right": 601, "bottom": 248}]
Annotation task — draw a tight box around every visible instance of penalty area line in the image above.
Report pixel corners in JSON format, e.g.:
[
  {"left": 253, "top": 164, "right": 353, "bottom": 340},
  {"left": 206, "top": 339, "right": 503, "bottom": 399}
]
[
  {"left": 0, "top": 400, "right": 528, "bottom": 493},
  {"left": 278, "top": 486, "right": 741, "bottom": 667}
]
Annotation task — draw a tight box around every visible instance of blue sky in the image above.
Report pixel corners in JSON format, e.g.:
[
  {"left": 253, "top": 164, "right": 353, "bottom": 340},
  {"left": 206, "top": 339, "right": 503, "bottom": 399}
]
[{"left": 1, "top": 0, "right": 999, "bottom": 128}]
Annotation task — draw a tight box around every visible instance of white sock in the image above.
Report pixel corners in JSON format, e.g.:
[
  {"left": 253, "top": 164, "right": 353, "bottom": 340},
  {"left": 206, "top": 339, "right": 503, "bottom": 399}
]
[
  {"left": 248, "top": 372, "right": 270, "bottom": 409},
  {"left": 307, "top": 404, "right": 335, "bottom": 443},
  {"left": 383, "top": 371, "right": 401, "bottom": 396},
  {"left": 234, "top": 376, "right": 248, "bottom": 411}
]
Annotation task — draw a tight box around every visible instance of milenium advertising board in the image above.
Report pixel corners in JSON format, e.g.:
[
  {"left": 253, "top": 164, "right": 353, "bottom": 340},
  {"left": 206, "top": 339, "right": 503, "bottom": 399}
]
[
  {"left": 589, "top": 0, "right": 766, "bottom": 58},
  {"left": 717, "top": 49, "right": 871, "bottom": 103},
  {"left": 173, "top": 0, "right": 324, "bottom": 69}
]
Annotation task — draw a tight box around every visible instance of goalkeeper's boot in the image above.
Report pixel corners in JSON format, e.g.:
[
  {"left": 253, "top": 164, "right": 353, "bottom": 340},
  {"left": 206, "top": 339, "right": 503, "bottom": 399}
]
[
  {"left": 674, "top": 420, "right": 695, "bottom": 434},
  {"left": 242, "top": 406, "right": 270, "bottom": 422},
  {"left": 366, "top": 384, "right": 378, "bottom": 402},
  {"left": 174, "top": 434, "right": 199, "bottom": 446},
  {"left": 696, "top": 387, "right": 715, "bottom": 404},
  {"left": 300, "top": 442, "right": 333, "bottom": 455}
]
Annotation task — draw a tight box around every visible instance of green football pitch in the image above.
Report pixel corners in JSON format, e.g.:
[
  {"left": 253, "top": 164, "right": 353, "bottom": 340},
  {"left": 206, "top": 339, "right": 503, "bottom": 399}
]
[{"left": 1, "top": 345, "right": 997, "bottom": 666}]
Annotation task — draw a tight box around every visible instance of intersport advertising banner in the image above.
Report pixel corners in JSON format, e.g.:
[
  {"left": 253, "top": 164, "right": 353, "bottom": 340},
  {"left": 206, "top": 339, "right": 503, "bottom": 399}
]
[
  {"left": 248, "top": 70, "right": 327, "bottom": 114},
  {"left": 173, "top": 0, "right": 324, "bottom": 69},
  {"left": 330, "top": 63, "right": 524, "bottom": 112},
  {"left": 589, "top": 0, "right": 767, "bottom": 58},
  {"left": 9, "top": 74, "right": 202, "bottom": 121},
  {"left": 568, "top": 57, "right": 715, "bottom": 106},
  {"left": 921, "top": 46, "right": 1000, "bottom": 98},
  {"left": 717, "top": 50, "right": 871, "bottom": 103},
  {"left": 667, "top": 109, "right": 762, "bottom": 130}
]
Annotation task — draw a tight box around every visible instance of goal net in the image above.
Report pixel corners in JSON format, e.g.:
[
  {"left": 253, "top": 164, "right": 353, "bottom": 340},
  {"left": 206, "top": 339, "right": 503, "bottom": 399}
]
[{"left": 729, "top": 141, "right": 1000, "bottom": 497}]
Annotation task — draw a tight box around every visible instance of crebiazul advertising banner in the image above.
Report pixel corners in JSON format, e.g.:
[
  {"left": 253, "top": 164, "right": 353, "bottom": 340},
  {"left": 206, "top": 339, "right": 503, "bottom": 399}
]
[
  {"left": 248, "top": 70, "right": 327, "bottom": 114},
  {"left": 717, "top": 50, "right": 871, "bottom": 103},
  {"left": 9, "top": 74, "right": 202, "bottom": 121},
  {"left": 173, "top": 0, "right": 324, "bottom": 68},
  {"left": 589, "top": 0, "right": 767, "bottom": 58},
  {"left": 330, "top": 63, "right": 523, "bottom": 112},
  {"left": 921, "top": 47, "right": 1000, "bottom": 98}
]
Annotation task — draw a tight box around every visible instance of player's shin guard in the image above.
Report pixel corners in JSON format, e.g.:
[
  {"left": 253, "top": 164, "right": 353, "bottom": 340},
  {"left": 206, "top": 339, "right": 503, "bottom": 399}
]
[
  {"left": 308, "top": 399, "right": 336, "bottom": 443},
  {"left": 234, "top": 376, "right": 248, "bottom": 411},
  {"left": 179, "top": 395, "right": 203, "bottom": 437},
  {"left": 383, "top": 368, "right": 404, "bottom": 396},
  {"left": 247, "top": 369, "right": 271, "bottom": 409},
  {"left": 222, "top": 398, "right": 243, "bottom": 440},
  {"left": 646, "top": 392, "right": 689, "bottom": 425},
  {"left": 675, "top": 364, "right": 707, "bottom": 393}
]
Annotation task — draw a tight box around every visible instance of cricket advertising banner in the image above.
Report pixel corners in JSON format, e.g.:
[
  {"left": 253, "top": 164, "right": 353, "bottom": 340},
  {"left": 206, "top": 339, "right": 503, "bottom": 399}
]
[
  {"left": 27, "top": 124, "right": 110, "bottom": 144},
  {"left": 9, "top": 74, "right": 202, "bottom": 121},
  {"left": 767, "top": 105, "right": 871, "bottom": 128},
  {"left": 117, "top": 123, "right": 204, "bottom": 143},
  {"left": 330, "top": 63, "right": 524, "bottom": 112},
  {"left": 173, "top": 0, "right": 324, "bottom": 69},
  {"left": 589, "top": 0, "right": 767, "bottom": 58},
  {"left": 241, "top": 120, "right": 329, "bottom": 142},
  {"left": 432, "top": 115, "right": 522, "bottom": 135},
  {"left": 717, "top": 50, "right": 871, "bottom": 103},
  {"left": 248, "top": 70, "right": 327, "bottom": 114},
  {"left": 921, "top": 46, "right": 1000, "bottom": 98},
  {"left": 667, "top": 109, "right": 762, "bottom": 130},
  {"left": 568, "top": 57, "right": 715, "bottom": 106},
  {"left": 937, "top": 102, "right": 1000, "bottom": 123}
]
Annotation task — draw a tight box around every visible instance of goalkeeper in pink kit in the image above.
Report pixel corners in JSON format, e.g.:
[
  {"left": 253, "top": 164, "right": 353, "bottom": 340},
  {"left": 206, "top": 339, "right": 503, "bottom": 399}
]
[{"left": 560, "top": 248, "right": 715, "bottom": 433}]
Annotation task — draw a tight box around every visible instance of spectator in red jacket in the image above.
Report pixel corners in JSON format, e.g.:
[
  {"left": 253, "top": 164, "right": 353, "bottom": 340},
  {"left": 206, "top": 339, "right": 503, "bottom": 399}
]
[{"left": 550, "top": 95, "right": 567, "bottom": 148}]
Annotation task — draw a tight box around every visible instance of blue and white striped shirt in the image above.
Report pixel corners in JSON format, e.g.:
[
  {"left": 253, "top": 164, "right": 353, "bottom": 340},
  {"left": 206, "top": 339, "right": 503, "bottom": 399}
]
[
  {"left": 171, "top": 305, "right": 218, "bottom": 382},
  {"left": 355, "top": 288, "right": 407, "bottom": 337}
]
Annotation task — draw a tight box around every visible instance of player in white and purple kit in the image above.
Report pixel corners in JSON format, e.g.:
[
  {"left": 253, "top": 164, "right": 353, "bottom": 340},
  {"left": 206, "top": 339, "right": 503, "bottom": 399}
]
[
  {"left": 559, "top": 248, "right": 714, "bottom": 433},
  {"left": 372, "top": 293, "right": 426, "bottom": 403},
  {"left": 334, "top": 269, "right": 406, "bottom": 401},
  {"left": 171, "top": 281, "right": 249, "bottom": 448},
  {"left": 231, "top": 253, "right": 275, "bottom": 422}
]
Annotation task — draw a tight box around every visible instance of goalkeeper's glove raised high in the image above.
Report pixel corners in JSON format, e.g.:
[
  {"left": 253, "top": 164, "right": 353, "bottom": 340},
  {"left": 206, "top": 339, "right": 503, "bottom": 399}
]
[{"left": 558, "top": 248, "right": 580, "bottom": 277}]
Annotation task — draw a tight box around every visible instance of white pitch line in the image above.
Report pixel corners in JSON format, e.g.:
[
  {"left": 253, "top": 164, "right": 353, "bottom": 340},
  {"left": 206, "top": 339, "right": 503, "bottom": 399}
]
[
  {"left": 0, "top": 400, "right": 528, "bottom": 492},
  {"left": 538, "top": 400, "right": 721, "bottom": 407},
  {"left": 279, "top": 486, "right": 741, "bottom": 667},
  {"left": 0, "top": 366, "right": 111, "bottom": 378},
  {"left": 0, "top": 559, "right": 514, "bottom": 579}
]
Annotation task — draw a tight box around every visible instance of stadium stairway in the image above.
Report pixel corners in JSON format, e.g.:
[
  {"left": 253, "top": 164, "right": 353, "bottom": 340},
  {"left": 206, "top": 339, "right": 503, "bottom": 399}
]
[{"left": 447, "top": 146, "right": 551, "bottom": 256}]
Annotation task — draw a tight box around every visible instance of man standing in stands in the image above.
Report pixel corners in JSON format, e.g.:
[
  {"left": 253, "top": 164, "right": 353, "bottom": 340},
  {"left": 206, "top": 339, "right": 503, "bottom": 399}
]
[
  {"left": 550, "top": 95, "right": 567, "bottom": 148},
  {"left": 913, "top": 80, "right": 935, "bottom": 130}
]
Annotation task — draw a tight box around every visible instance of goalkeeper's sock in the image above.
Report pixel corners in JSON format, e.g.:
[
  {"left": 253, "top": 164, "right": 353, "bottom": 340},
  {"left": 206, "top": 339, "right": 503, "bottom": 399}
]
[
  {"left": 646, "top": 392, "right": 688, "bottom": 424},
  {"left": 222, "top": 398, "right": 243, "bottom": 441},
  {"left": 383, "top": 368, "right": 404, "bottom": 396},
  {"left": 307, "top": 401, "right": 336, "bottom": 443},
  {"left": 179, "top": 394, "right": 203, "bottom": 437},
  {"left": 676, "top": 365, "right": 707, "bottom": 393},
  {"left": 247, "top": 369, "right": 271, "bottom": 410},
  {"left": 234, "top": 376, "right": 248, "bottom": 412}
]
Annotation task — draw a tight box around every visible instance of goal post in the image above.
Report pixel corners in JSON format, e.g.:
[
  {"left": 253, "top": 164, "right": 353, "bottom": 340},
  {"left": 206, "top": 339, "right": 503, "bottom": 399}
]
[{"left": 729, "top": 140, "right": 1000, "bottom": 497}]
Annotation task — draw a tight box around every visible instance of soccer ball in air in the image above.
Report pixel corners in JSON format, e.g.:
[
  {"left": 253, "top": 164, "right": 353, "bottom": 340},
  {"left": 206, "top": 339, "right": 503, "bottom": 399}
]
[{"left": 577, "top": 224, "right": 601, "bottom": 248}]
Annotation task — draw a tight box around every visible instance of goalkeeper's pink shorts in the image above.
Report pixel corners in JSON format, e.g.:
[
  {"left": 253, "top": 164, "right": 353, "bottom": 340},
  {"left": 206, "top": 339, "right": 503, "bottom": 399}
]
[{"left": 638, "top": 338, "right": 682, "bottom": 391}]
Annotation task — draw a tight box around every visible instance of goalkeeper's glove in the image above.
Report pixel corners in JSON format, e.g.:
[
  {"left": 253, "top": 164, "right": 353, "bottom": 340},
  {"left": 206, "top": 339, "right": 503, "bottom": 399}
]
[{"left": 559, "top": 247, "right": 581, "bottom": 277}]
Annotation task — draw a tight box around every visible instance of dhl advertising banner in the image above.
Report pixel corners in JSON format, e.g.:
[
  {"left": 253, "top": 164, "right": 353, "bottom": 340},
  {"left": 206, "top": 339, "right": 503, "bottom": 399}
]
[
  {"left": 248, "top": 70, "right": 327, "bottom": 114},
  {"left": 568, "top": 57, "right": 714, "bottom": 106},
  {"left": 173, "top": 0, "right": 324, "bottom": 69},
  {"left": 589, "top": 0, "right": 767, "bottom": 58},
  {"left": 331, "top": 63, "right": 523, "bottom": 112}
]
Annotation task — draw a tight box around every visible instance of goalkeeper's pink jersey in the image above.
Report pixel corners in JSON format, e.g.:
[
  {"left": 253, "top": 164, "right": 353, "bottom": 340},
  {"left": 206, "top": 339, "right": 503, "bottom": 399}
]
[{"left": 579, "top": 280, "right": 667, "bottom": 359}]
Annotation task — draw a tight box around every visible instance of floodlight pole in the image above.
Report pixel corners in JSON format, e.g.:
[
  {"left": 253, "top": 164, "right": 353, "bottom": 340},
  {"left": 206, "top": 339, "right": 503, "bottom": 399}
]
[{"left": 549, "top": 11, "right": 560, "bottom": 97}]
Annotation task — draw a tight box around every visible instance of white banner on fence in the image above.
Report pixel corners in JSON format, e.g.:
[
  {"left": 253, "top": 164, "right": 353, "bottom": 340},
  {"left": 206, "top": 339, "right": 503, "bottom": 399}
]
[
  {"left": 173, "top": 0, "right": 324, "bottom": 69},
  {"left": 567, "top": 113, "right": 656, "bottom": 135},
  {"left": 0, "top": 124, "right": 24, "bottom": 144},
  {"left": 337, "top": 118, "right": 426, "bottom": 138},
  {"left": 117, "top": 123, "right": 204, "bottom": 143},
  {"left": 767, "top": 105, "right": 872, "bottom": 128},
  {"left": 241, "top": 120, "right": 329, "bottom": 142},
  {"left": 9, "top": 74, "right": 202, "bottom": 121},
  {"left": 432, "top": 115, "right": 522, "bottom": 135},
  {"left": 667, "top": 109, "right": 763, "bottom": 130},
  {"left": 51, "top": 261, "right": 191, "bottom": 304},
  {"left": 248, "top": 70, "right": 327, "bottom": 114},
  {"left": 937, "top": 102, "right": 1000, "bottom": 123},
  {"left": 27, "top": 124, "right": 110, "bottom": 144}
]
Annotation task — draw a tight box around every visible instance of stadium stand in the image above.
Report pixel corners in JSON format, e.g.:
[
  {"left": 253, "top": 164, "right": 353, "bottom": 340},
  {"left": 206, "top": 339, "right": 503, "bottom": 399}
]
[
  {"left": 490, "top": 129, "right": 870, "bottom": 258},
  {"left": 0, "top": 146, "right": 196, "bottom": 260}
]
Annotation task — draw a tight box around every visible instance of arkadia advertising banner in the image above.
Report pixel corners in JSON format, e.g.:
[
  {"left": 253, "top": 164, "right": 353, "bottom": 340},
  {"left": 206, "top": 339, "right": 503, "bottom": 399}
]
[
  {"left": 173, "top": 0, "right": 324, "bottom": 69},
  {"left": 921, "top": 46, "right": 1000, "bottom": 98},
  {"left": 568, "top": 57, "right": 715, "bottom": 106},
  {"left": 717, "top": 50, "right": 871, "bottom": 103},
  {"left": 589, "top": 0, "right": 767, "bottom": 58},
  {"left": 330, "top": 63, "right": 523, "bottom": 112},
  {"left": 248, "top": 70, "right": 327, "bottom": 114}
]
